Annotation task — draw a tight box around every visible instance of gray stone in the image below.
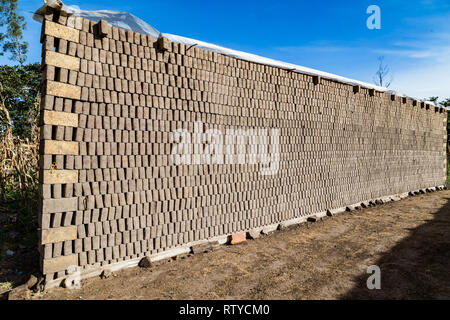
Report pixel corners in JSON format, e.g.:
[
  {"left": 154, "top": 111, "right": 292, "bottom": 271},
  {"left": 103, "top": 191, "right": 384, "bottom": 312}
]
[
  {"left": 100, "top": 269, "right": 112, "bottom": 279},
  {"left": 138, "top": 256, "right": 152, "bottom": 268},
  {"left": 247, "top": 229, "right": 261, "bottom": 240}
]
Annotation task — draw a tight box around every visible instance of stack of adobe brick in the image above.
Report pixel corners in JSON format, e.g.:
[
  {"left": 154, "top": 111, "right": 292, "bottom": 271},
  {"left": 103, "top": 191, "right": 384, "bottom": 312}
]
[{"left": 38, "top": 6, "right": 447, "bottom": 285}]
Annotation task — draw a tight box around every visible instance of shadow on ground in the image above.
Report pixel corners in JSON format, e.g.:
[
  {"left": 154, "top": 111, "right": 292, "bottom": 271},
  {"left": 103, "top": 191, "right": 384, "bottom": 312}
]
[{"left": 342, "top": 197, "right": 450, "bottom": 299}]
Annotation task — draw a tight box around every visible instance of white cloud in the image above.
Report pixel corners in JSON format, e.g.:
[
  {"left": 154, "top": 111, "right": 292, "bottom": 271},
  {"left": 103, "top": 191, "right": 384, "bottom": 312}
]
[
  {"left": 376, "top": 31, "right": 450, "bottom": 99},
  {"left": 374, "top": 45, "right": 450, "bottom": 62},
  {"left": 392, "top": 59, "right": 450, "bottom": 99}
]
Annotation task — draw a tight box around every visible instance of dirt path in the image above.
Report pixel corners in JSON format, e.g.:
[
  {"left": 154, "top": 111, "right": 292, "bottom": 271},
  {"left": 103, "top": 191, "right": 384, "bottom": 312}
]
[{"left": 33, "top": 190, "right": 450, "bottom": 300}]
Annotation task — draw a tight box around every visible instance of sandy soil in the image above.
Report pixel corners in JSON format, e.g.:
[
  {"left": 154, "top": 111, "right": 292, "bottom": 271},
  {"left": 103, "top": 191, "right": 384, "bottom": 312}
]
[{"left": 28, "top": 190, "right": 450, "bottom": 300}]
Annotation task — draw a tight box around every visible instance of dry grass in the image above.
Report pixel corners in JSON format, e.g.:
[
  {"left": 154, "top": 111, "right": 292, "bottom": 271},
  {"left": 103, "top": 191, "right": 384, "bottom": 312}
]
[
  {"left": 0, "top": 89, "right": 39, "bottom": 201},
  {"left": 0, "top": 84, "right": 40, "bottom": 281}
]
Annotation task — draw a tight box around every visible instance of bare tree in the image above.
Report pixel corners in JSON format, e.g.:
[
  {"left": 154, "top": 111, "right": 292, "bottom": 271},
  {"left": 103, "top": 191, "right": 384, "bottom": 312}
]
[{"left": 373, "top": 56, "right": 392, "bottom": 88}]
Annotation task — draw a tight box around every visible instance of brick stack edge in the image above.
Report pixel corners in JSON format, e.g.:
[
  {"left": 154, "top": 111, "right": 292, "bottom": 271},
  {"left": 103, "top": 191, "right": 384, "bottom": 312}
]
[{"left": 37, "top": 7, "right": 447, "bottom": 284}]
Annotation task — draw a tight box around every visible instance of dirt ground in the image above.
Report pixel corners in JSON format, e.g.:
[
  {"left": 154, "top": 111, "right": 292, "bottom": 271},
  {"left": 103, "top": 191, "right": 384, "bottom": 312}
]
[{"left": 25, "top": 190, "right": 450, "bottom": 299}]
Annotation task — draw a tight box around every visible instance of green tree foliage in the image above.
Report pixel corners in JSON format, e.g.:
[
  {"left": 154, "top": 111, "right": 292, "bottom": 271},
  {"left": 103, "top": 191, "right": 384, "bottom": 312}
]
[
  {"left": 0, "top": 63, "right": 41, "bottom": 138},
  {"left": 0, "top": 1, "right": 40, "bottom": 138},
  {"left": 440, "top": 98, "right": 450, "bottom": 107},
  {"left": 425, "top": 97, "right": 450, "bottom": 107},
  {"left": 0, "top": 0, "right": 28, "bottom": 66},
  {"left": 428, "top": 96, "right": 439, "bottom": 103}
]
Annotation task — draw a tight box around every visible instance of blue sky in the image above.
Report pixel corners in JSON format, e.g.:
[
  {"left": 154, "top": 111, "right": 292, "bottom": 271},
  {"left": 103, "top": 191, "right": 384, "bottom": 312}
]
[{"left": 4, "top": 0, "right": 450, "bottom": 100}]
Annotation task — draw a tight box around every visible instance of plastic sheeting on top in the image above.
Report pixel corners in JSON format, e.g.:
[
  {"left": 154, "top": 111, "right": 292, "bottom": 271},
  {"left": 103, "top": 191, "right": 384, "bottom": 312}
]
[
  {"left": 33, "top": 0, "right": 161, "bottom": 39},
  {"left": 33, "top": 1, "right": 438, "bottom": 107}
]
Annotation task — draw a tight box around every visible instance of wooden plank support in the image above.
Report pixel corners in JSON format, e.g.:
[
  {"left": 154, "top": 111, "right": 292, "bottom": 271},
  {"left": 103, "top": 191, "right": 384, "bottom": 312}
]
[
  {"left": 41, "top": 197, "right": 78, "bottom": 214},
  {"left": 43, "top": 140, "right": 78, "bottom": 155},
  {"left": 46, "top": 81, "right": 81, "bottom": 100},
  {"left": 42, "top": 110, "right": 78, "bottom": 127},
  {"left": 41, "top": 226, "right": 77, "bottom": 244},
  {"left": 42, "top": 255, "right": 78, "bottom": 274},
  {"left": 44, "top": 21, "right": 80, "bottom": 43},
  {"left": 42, "top": 170, "right": 78, "bottom": 184},
  {"left": 45, "top": 51, "right": 80, "bottom": 71}
]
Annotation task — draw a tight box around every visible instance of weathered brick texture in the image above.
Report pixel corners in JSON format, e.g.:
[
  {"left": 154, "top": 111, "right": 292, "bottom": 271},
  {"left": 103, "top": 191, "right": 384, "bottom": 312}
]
[{"left": 38, "top": 9, "right": 447, "bottom": 283}]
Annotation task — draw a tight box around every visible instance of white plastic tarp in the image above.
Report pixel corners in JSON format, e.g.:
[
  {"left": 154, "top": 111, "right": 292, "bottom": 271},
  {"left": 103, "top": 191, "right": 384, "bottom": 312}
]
[
  {"left": 33, "top": 0, "right": 161, "bottom": 38},
  {"left": 34, "top": 1, "right": 438, "bottom": 106}
]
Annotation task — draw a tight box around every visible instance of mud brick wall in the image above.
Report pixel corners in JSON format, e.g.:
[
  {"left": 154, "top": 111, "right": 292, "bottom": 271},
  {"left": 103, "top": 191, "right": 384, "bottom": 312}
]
[{"left": 38, "top": 9, "right": 447, "bottom": 282}]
